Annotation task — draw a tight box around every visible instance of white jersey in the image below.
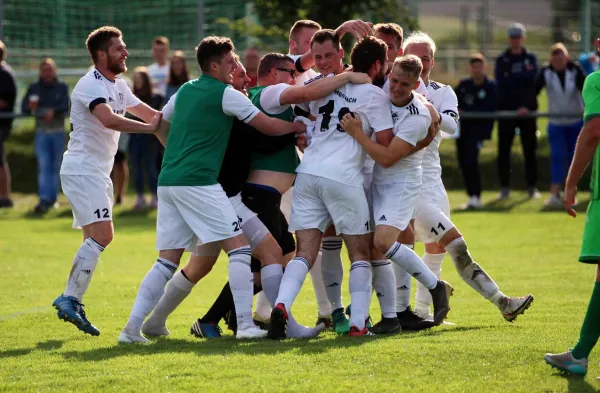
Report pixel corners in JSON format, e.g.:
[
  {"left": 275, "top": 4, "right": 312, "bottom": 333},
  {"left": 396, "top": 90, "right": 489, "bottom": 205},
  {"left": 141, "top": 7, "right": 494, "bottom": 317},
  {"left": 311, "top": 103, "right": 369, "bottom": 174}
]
[
  {"left": 421, "top": 80, "right": 459, "bottom": 187},
  {"left": 61, "top": 68, "right": 141, "bottom": 178},
  {"left": 363, "top": 76, "right": 429, "bottom": 174},
  {"left": 373, "top": 95, "right": 430, "bottom": 185},
  {"left": 296, "top": 80, "right": 393, "bottom": 187},
  {"left": 288, "top": 54, "right": 319, "bottom": 87},
  {"left": 147, "top": 62, "right": 170, "bottom": 97}
]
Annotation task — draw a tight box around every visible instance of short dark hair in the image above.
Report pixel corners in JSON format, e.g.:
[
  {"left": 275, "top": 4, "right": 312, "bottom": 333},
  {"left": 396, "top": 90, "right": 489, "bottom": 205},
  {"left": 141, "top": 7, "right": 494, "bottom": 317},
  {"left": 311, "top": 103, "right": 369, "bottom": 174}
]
[
  {"left": 0, "top": 40, "right": 6, "bottom": 63},
  {"left": 310, "top": 29, "right": 341, "bottom": 51},
  {"left": 195, "top": 36, "right": 235, "bottom": 73},
  {"left": 258, "top": 53, "right": 294, "bottom": 78},
  {"left": 469, "top": 53, "right": 486, "bottom": 65},
  {"left": 289, "top": 20, "right": 321, "bottom": 42},
  {"left": 86, "top": 26, "right": 122, "bottom": 64},
  {"left": 350, "top": 36, "right": 388, "bottom": 73},
  {"left": 373, "top": 23, "right": 404, "bottom": 49},
  {"left": 153, "top": 36, "right": 169, "bottom": 47}
]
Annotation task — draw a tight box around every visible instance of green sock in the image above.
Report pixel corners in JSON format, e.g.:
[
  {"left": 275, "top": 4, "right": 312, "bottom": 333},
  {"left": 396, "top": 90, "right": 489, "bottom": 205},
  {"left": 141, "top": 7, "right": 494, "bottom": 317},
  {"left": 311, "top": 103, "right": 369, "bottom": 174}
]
[{"left": 572, "top": 282, "right": 600, "bottom": 359}]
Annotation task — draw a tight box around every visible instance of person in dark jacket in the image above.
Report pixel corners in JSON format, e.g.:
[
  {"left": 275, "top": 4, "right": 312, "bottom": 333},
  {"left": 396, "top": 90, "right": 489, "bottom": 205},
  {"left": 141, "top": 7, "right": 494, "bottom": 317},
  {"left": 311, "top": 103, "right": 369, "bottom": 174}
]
[
  {"left": 455, "top": 53, "right": 497, "bottom": 209},
  {"left": 21, "top": 58, "right": 70, "bottom": 213},
  {"left": 536, "top": 43, "right": 586, "bottom": 208},
  {"left": 495, "top": 23, "right": 539, "bottom": 199},
  {"left": 0, "top": 40, "right": 17, "bottom": 208},
  {"left": 127, "top": 66, "right": 163, "bottom": 209}
]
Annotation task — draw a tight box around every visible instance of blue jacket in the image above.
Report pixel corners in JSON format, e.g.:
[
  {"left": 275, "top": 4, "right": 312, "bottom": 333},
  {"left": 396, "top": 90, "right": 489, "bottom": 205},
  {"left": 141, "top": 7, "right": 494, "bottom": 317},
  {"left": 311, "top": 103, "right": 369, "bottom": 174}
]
[
  {"left": 455, "top": 76, "right": 497, "bottom": 140},
  {"left": 495, "top": 48, "right": 538, "bottom": 111},
  {"left": 21, "top": 78, "right": 69, "bottom": 131}
]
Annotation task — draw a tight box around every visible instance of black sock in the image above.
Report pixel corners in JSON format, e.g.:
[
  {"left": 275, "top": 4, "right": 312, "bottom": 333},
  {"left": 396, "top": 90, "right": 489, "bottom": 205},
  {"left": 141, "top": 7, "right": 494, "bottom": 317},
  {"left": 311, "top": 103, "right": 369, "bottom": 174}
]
[{"left": 200, "top": 282, "right": 234, "bottom": 323}]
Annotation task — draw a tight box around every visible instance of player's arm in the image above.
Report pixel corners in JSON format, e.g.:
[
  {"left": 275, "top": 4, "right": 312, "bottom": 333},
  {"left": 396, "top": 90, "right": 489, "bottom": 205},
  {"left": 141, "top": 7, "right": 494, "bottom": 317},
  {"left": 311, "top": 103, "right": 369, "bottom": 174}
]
[
  {"left": 127, "top": 101, "right": 159, "bottom": 123},
  {"left": 411, "top": 98, "right": 440, "bottom": 152},
  {"left": 341, "top": 113, "right": 419, "bottom": 168},
  {"left": 92, "top": 104, "right": 162, "bottom": 134},
  {"left": 222, "top": 87, "right": 305, "bottom": 136},
  {"left": 564, "top": 75, "right": 600, "bottom": 217},
  {"left": 334, "top": 19, "right": 373, "bottom": 41},
  {"left": 438, "top": 87, "right": 459, "bottom": 135},
  {"left": 279, "top": 73, "right": 371, "bottom": 105}
]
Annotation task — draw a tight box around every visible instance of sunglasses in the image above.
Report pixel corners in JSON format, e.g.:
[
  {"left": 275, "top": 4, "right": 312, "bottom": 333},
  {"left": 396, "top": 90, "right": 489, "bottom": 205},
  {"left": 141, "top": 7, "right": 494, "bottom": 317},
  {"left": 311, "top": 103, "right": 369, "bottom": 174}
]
[{"left": 275, "top": 67, "right": 297, "bottom": 79}]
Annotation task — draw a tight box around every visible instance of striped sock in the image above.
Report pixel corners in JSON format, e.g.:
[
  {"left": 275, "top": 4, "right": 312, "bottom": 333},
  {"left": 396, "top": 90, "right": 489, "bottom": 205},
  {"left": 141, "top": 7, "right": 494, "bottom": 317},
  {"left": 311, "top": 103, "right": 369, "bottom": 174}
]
[
  {"left": 228, "top": 246, "right": 254, "bottom": 329},
  {"left": 371, "top": 260, "right": 397, "bottom": 318},
  {"left": 275, "top": 257, "right": 310, "bottom": 312},
  {"left": 321, "top": 237, "right": 344, "bottom": 311},
  {"left": 64, "top": 237, "right": 105, "bottom": 301},
  {"left": 349, "top": 261, "right": 373, "bottom": 329}
]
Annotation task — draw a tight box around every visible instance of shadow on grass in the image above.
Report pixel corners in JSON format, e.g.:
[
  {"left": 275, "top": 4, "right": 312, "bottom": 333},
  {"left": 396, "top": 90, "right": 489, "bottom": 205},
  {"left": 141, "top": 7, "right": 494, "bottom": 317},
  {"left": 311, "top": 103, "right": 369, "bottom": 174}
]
[
  {"left": 539, "top": 199, "right": 590, "bottom": 214},
  {"left": 452, "top": 196, "right": 530, "bottom": 214},
  {"left": 553, "top": 373, "right": 599, "bottom": 393},
  {"left": 0, "top": 340, "right": 65, "bottom": 359},
  {"left": 56, "top": 325, "right": 498, "bottom": 362}
]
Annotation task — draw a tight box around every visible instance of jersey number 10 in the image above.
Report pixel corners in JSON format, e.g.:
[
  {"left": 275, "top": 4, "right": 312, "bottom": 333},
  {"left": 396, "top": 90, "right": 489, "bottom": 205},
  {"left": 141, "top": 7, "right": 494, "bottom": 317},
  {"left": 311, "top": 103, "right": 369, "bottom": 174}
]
[{"left": 319, "top": 100, "right": 351, "bottom": 133}]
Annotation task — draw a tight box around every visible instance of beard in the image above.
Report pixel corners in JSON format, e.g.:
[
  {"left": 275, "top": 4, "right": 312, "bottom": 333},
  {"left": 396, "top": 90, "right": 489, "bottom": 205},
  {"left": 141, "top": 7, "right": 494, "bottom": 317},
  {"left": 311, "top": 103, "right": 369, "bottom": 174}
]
[
  {"left": 372, "top": 69, "right": 386, "bottom": 87},
  {"left": 107, "top": 57, "right": 126, "bottom": 75}
]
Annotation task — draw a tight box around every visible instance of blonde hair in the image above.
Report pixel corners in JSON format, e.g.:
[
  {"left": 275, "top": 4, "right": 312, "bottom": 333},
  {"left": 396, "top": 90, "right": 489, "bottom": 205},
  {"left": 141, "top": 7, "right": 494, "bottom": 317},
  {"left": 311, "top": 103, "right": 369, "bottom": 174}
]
[
  {"left": 392, "top": 54, "right": 423, "bottom": 81},
  {"left": 403, "top": 31, "right": 437, "bottom": 57},
  {"left": 550, "top": 42, "right": 568, "bottom": 57}
]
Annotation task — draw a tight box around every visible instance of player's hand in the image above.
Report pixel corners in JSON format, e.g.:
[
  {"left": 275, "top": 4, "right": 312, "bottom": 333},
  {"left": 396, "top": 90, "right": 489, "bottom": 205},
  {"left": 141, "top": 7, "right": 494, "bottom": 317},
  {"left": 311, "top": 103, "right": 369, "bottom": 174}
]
[
  {"left": 564, "top": 185, "right": 578, "bottom": 218},
  {"left": 347, "top": 72, "right": 372, "bottom": 85},
  {"left": 43, "top": 109, "right": 55, "bottom": 123},
  {"left": 340, "top": 112, "right": 362, "bottom": 137},
  {"left": 337, "top": 20, "right": 373, "bottom": 41},
  {"left": 296, "top": 133, "right": 308, "bottom": 152},
  {"left": 150, "top": 111, "right": 163, "bottom": 133},
  {"left": 422, "top": 120, "right": 440, "bottom": 147},
  {"left": 293, "top": 121, "right": 307, "bottom": 134}
]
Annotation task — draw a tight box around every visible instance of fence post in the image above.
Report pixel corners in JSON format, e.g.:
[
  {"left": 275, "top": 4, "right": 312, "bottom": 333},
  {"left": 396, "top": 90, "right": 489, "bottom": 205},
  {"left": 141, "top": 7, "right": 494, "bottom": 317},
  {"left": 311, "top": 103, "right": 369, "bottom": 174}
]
[
  {"left": 0, "top": 0, "right": 4, "bottom": 40},
  {"left": 581, "top": 0, "right": 591, "bottom": 54},
  {"left": 197, "top": 0, "right": 205, "bottom": 42}
]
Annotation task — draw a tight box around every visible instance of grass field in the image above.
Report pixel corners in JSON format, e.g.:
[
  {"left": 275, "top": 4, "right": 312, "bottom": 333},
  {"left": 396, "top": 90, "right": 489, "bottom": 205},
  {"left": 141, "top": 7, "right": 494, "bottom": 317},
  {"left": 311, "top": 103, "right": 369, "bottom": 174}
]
[{"left": 0, "top": 191, "right": 598, "bottom": 392}]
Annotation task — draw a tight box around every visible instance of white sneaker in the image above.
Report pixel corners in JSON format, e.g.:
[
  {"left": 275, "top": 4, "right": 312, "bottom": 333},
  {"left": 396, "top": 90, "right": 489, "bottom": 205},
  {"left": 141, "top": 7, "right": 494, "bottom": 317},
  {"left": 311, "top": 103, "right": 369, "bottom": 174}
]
[
  {"left": 544, "top": 194, "right": 562, "bottom": 209},
  {"left": 118, "top": 329, "right": 149, "bottom": 344},
  {"left": 463, "top": 196, "right": 483, "bottom": 210},
  {"left": 236, "top": 325, "right": 268, "bottom": 339},
  {"left": 499, "top": 295, "right": 534, "bottom": 322},
  {"left": 287, "top": 322, "right": 327, "bottom": 338},
  {"left": 141, "top": 319, "right": 171, "bottom": 337}
]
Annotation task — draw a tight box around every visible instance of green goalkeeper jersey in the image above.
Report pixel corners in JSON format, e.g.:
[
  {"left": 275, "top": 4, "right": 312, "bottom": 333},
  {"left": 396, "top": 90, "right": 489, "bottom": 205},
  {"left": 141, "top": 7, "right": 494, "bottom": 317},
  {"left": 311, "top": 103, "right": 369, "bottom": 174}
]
[{"left": 583, "top": 71, "right": 600, "bottom": 200}]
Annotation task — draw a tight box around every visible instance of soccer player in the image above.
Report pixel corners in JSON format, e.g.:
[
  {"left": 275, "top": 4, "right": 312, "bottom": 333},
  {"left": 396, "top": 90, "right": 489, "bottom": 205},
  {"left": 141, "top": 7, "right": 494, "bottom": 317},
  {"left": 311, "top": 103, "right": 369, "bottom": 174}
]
[
  {"left": 403, "top": 32, "right": 533, "bottom": 322},
  {"left": 544, "top": 39, "right": 600, "bottom": 376},
  {"left": 268, "top": 36, "right": 395, "bottom": 339},
  {"left": 342, "top": 55, "right": 452, "bottom": 331},
  {"left": 118, "top": 36, "right": 305, "bottom": 343},
  {"left": 52, "top": 26, "right": 164, "bottom": 336}
]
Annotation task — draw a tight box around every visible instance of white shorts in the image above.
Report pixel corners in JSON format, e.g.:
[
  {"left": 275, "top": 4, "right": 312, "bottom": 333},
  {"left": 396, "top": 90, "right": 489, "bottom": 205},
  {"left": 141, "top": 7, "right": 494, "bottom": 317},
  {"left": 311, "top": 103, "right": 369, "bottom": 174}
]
[
  {"left": 61, "top": 174, "right": 113, "bottom": 229},
  {"left": 289, "top": 173, "right": 371, "bottom": 236},
  {"left": 414, "top": 183, "right": 454, "bottom": 243},
  {"left": 156, "top": 184, "right": 241, "bottom": 251},
  {"left": 372, "top": 181, "right": 421, "bottom": 231}
]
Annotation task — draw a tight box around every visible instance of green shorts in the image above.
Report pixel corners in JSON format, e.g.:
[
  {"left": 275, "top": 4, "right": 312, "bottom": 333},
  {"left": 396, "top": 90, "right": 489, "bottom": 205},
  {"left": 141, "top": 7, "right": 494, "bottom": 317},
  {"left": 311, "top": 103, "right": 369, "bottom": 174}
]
[{"left": 580, "top": 200, "right": 600, "bottom": 263}]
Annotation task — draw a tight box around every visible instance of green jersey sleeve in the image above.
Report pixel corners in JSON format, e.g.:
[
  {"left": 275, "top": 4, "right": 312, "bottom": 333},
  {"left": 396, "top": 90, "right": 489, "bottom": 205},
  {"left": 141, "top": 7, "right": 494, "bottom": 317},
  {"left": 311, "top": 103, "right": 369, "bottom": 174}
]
[{"left": 583, "top": 71, "right": 600, "bottom": 122}]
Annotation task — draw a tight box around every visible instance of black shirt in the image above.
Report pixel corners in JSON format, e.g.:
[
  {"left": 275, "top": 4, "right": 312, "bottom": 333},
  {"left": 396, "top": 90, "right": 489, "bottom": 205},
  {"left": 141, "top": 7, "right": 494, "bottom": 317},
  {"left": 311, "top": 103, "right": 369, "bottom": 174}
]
[
  {"left": 455, "top": 76, "right": 497, "bottom": 139},
  {"left": 0, "top": 63, "right": 17, "bottom": 128}
]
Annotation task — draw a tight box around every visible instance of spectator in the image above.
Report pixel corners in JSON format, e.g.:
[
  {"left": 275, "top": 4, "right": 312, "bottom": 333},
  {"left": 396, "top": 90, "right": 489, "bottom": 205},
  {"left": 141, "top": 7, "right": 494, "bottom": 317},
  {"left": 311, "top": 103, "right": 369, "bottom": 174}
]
[
  {"left": 455, "top": 54, "right": 497, "bottom": 209},
  {"left": 127, "top": 67, "right": 162, "bottom": 209},
  {"left": 536, "top": 43, "right": 586, "bottom": 208},
  {"left": 21, "top": 58, "right": 69, "bottom": 213},
  {"left": 578, "top": 37, "right": 600, "bottom": 76},
  {"left": 164, "top": 50, "right": 189, "bottom": 104},
  {"left": 147, "top": 36, "right": 170, "bottom": 98},
  {"left": 495, "top": 23, "right": 540, "bottom": 199},
  {"left": 112, "top": 133, "right": 129, "bottom": 206},
  {"left": 0, "top": 40, "right": 17, "bottom": 208},
  {"left": 244, "top": 47, "right": 260, "bottom": 88}
]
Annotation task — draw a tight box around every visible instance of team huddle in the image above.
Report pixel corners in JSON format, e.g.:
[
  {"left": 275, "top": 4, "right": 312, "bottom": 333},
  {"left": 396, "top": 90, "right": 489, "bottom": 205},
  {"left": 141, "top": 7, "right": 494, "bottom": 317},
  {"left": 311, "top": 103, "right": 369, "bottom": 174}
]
[{"left": 52, "top": 19, "right": 535, "bottom": 342}]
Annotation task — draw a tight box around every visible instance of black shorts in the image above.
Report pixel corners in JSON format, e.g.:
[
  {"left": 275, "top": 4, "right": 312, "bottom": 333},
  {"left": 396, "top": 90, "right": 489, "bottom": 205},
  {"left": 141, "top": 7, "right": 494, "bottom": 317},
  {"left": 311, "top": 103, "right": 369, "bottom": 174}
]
[
  {"left": 0, "top": 126, "right": 10, "bottom": 165},
  {"left": 242, "top": 184, "right": 296, "bottom": 256}
]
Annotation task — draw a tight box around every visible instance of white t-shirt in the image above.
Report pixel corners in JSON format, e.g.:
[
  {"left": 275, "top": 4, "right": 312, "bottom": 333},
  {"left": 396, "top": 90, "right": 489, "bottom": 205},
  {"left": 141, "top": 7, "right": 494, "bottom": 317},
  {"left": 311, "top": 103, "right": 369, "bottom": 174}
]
[
  {"left": 288, "top": 54, "right": 319, "bottom": 87},
  {"left": 296, "top": 81, "right": 393, "bottom": 187},
  {"left": 421, "top": 80, "right": 459, "bottom": 187},
  {"left": 147, "top": 62, "right": 170, "bottom": 97},
  {"left": 61, "top": 68, "right": 141, "bottom": 178},
  {"left": 373, "top": 95, "right": 430, "bottom": 185},
  {"left": 162, "top": 86, "right": 259, "bottom": 124},
  {"left": 259, "top": 83, "right": 292, "bottom": 114}
]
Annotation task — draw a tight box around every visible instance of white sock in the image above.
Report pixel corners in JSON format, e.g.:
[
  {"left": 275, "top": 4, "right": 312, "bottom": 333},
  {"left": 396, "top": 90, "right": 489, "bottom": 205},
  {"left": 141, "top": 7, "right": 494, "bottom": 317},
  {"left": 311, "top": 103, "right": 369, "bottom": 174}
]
[
  {"left": 228, "top": 246, "right": 254, "bottom": 329},
  {"left": 321, "top": 237, "right": 344, "bottom": 311},
  {"left": 275, "top": 257, "right": 310, "bottom": 312},
  {"left": 349, "top": 261, "right": 372, "bottom": 329},
  {"left": 310, "top": 251, "right": 332, "bottom": 317},
  {"left": 254, "top": 292, "right": 272, "bottom": 321},
  {"left": 385, "top": 242, "right": 438, "bottom": 289},
  {"left": 124, "top": 257, "right": 178, "bottom": 333},
  {"left": 445, "top": 237, "right": 503, "bottom": 304},
  {"left": 392, "top": 263, "right": 412, "bottom": 312},
  {"left": 64, "top": 237, "right": 105, "bottom": 301},
  {"left": 371, "top": 260, "right": 396, "bottom": 318},
  {"left": 415, "top": 252, "right": 444, "bottom": 313},
  {"left": 261, "top": 264, "right": 283, "bottom": 308},
  {"left": 145, "top": 270, "right": 195, "bottom": 327}
]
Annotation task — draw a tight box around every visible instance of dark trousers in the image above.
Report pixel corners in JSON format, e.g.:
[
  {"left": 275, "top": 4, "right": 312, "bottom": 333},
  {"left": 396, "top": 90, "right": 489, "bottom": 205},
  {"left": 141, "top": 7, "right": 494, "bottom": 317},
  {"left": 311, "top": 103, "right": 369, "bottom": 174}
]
[
  {"left": 497, "top": 118, "right": 538, "bottom": 188},
  {"left": 456, "top": 130, "right": 482, "bottom": 197},
  {"left": 129, "top": 134, "right": 160, "bottom": 196}
]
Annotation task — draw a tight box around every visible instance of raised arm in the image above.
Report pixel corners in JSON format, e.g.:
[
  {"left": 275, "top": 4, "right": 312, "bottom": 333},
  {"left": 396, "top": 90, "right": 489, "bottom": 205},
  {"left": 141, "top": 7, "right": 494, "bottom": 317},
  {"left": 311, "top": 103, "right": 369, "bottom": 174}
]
[{"left": 279, "top": 72, "right": 371, "bottom": 105}]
